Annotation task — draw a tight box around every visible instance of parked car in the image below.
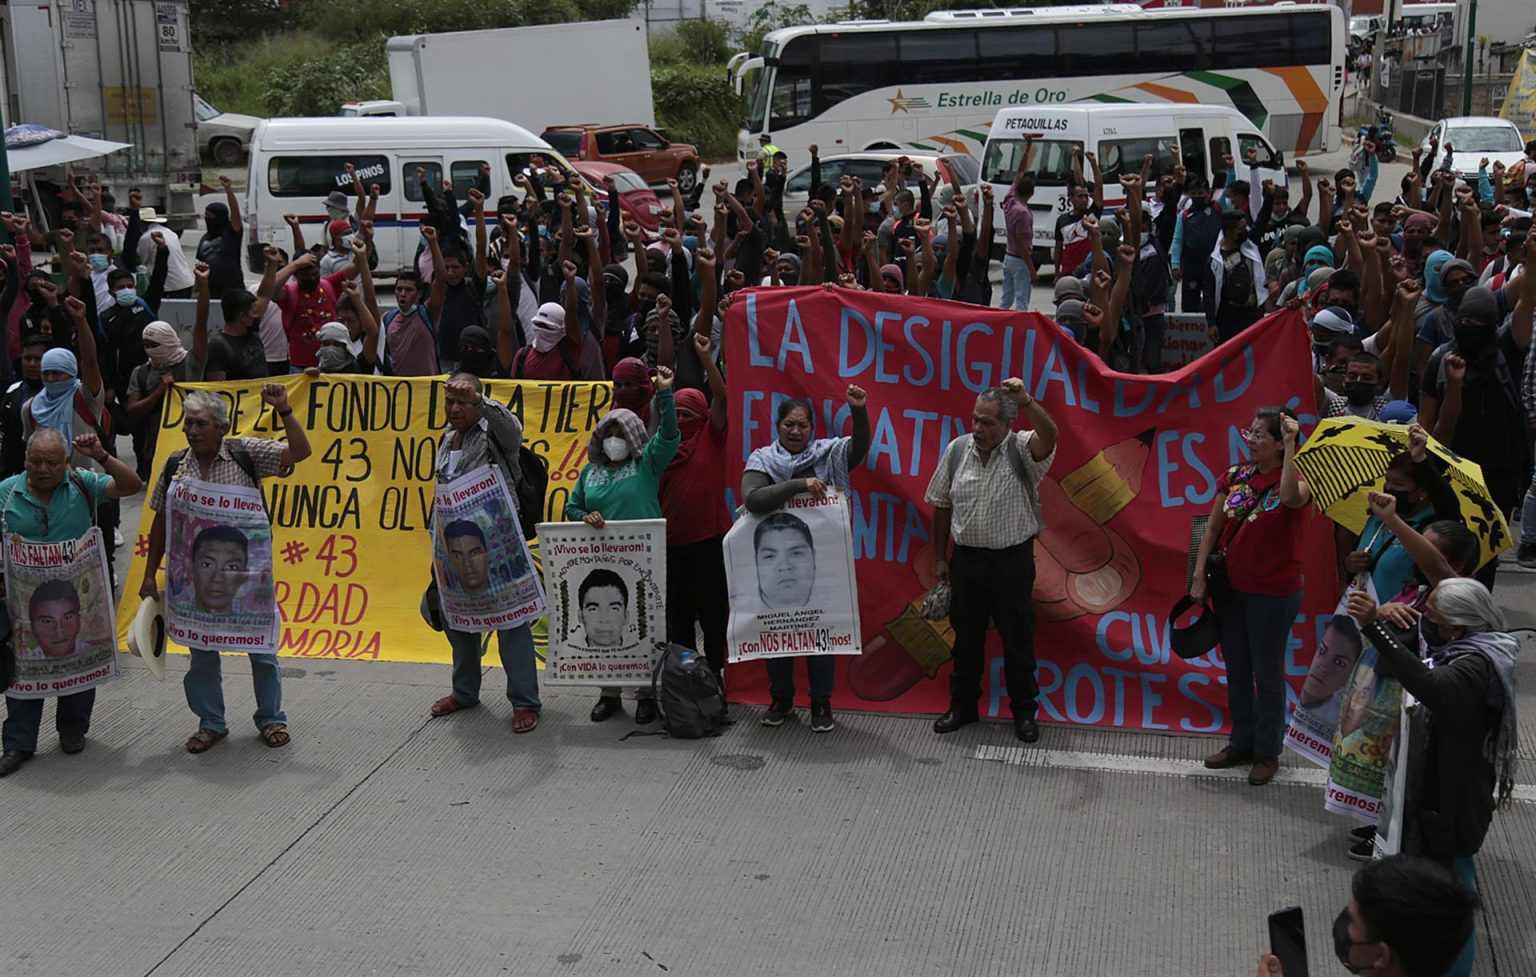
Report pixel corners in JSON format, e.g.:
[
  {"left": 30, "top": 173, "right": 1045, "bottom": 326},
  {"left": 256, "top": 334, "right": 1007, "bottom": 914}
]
[
  {"left": 541, "top": 124, "right": 700, "bottom": 193},
  {"left": 194, "top": 92, "right": 261, "bottom": 166},
  {"left": 572, "top": 160, "right": 663, "bottom": 233},
  {"left": 781, "top": 150, "right": 980, "bottom": 215},
  {"left": 1419, "top": 116, "right": 1527, "bottom": 179}
]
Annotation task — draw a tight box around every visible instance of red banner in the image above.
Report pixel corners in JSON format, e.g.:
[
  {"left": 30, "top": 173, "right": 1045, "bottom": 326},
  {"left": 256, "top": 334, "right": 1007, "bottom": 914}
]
[{"left": 723, "top": 287, "right": 1338, "bottom": 732}]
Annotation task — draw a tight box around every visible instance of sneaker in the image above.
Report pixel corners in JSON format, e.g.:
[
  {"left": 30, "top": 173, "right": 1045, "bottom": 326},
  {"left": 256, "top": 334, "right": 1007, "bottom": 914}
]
[
  {"left": 1519, "top": 542, "right": 1536, "bottom": 569},
  {"left": 809, "top": 699, "right": 835, "bottom": 733},
  {"left": 1347, "top": 839, "right": 1376, "bottom": 862},
  {"left": 761, "top": 697, "right": 794, "bottom": 727},
  {"left": 1350, "top": 825, "right": 1377, "bottom": 842}
]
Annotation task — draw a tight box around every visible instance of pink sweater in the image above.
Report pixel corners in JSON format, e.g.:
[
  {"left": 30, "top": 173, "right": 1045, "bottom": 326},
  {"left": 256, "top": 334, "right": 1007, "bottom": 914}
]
[{"left": 5, "top": 233, "right": 33, "bottom": 361}]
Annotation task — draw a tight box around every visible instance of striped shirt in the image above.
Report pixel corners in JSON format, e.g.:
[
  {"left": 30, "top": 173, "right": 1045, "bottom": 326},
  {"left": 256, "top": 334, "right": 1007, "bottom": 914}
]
[{"left": 924, "top": 431, "right": 1054, "bottom": 549}]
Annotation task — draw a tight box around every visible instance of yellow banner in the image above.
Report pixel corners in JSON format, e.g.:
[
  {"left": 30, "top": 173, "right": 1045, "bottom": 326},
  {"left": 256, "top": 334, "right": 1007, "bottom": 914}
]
[
  {"left": 1501, "top": 50, "right": 1536, "bottom": 134},
  {"left": 115, "top": 376, "right": 610, "bottom": 663}
]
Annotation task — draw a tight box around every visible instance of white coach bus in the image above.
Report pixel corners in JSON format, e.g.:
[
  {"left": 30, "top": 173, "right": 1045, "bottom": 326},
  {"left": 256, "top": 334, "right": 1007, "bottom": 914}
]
[{"left": 731, "top": 3, "right": 1345, "bottom": 167}]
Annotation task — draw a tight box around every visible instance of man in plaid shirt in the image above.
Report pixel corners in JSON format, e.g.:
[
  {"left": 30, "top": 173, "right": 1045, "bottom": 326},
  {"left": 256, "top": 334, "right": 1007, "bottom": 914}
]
[
  {"left": 138, "top": 385, "right": 313, "bottom": 755},
  {"left": 924, "top": 379, "right": 1059, "bottom": 744}
]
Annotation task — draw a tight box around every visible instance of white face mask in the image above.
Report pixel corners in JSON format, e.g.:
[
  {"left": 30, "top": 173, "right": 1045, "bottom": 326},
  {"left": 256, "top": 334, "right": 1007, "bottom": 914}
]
[{"left": 602, "top": 436, "right": 629, "bottom": 461}]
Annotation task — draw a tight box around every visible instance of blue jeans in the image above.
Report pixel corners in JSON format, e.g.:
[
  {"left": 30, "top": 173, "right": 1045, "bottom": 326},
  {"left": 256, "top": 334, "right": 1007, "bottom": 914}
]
[
  {"left": 766, "top": 655, "right": 836, "bottom": 702},
  {"left": 3, "top": 690, "right": 96, "bottom": 753},
  {"left": 1216, "top": 588, "right": 1302, "bottom": 757},
  {"left": 185, "top": 650, "right": 286, "bottom": 735},
  {"left": 999, "top": 254, "right": 1032, "bottom": 311},
  {"left": 447, "top": 625, "right": 541, "bottom": 710}
]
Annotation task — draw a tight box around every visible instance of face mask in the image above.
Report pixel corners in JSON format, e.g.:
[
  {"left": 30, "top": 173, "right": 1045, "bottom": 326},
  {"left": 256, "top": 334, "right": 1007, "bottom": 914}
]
[
  {"left": 1332, "top": 909, "right": 1372, "bottom": 975},
  {"left": 1454, "top": 323, "right": 1494, "bottom": 359},
  {"left": 316, "top": 346, "right": 353, "bottom": 373},
  {"left": 397, "top": 302, "right": 417, "bottom": 317},
  {"left": 602, "top": 436, "right": 629, "bottom": 462},
  {"left": 1445, "top": 284, "right": 1470, "bottom": 310},
  {"left": 458, "top": 348, "right": 496, "bottom": 376},
  {"left": 780, "top": 270, "right": 800, "bottom": 286},
  {"left": 44, "top": 377, "right": 75, "bottom": 397},
  {"left": 638, "top": 298, "right": 657, "bottom": 320},
  {"left": 327, "top": 208, "right": 349, "bottom": 221},
  {"left": 114, "top": 288, "right": 138, "bottom": 307},
  {"left": 1420, "top": 616, "right": 1448, "bottom": 649},
  {"left": 1344, "top": 381, "right": 1376, "bottom": 406},
  {"left": 1140, "top": 231, "right": 1152, "bottom": 246},
  {"left": 88, "top": 254, "right": 109, "bottom": 272}
]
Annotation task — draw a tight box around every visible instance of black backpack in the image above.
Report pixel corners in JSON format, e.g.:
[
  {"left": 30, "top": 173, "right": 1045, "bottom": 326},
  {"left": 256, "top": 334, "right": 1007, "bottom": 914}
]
[
  {"left": 1219, "top": 251, "right": 1256, "bottom": 312},
  {"left": 483, "top": 425, "right": 548, "bottom": 541},
  {"left": 650, "top": 643, "right": 726, "bottom": 738}
]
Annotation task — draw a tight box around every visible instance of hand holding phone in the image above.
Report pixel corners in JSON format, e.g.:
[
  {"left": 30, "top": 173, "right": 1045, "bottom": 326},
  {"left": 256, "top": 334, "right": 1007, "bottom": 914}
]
[{"left": 1268, "top": 906, "right": 1308, "bottom": 977}]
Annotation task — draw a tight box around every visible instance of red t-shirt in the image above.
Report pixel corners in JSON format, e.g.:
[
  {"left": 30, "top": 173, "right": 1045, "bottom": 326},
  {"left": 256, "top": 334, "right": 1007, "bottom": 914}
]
[
  {"left": 1217, "top": 463, "right": 1307, "bottom": 596},
  {"left": 276, "top": 272, "right": 346, "bottom": 368},
  {"left": 515, "top": 338, "right": 582, "bottom": 380},
  {"left": 660, "top": 421, "right": 732, "bottom": 546}
]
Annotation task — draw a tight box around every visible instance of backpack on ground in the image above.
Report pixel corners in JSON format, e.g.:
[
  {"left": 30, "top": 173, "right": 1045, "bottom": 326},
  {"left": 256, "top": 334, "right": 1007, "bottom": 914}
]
[{"left": 651, "top": 643, "right": 726, "bottom": 739}]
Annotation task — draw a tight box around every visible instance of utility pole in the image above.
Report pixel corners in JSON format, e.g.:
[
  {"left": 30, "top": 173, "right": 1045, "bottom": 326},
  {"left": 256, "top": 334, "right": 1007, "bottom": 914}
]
[{"left": 1461, "top": 0, "right": 1476, "bottom": 115}]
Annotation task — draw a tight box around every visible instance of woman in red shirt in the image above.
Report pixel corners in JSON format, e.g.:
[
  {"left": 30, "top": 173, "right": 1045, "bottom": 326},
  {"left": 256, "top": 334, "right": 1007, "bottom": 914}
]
[
  {"left": 1190, "top": 406, "right": 1313, "bottom": 786},
  {"left": 660, "top": 334, "right": 732, "bottom": 686}
]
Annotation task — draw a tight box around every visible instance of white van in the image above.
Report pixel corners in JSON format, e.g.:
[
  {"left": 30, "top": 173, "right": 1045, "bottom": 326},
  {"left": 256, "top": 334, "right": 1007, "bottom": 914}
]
[
  {"left": 979, "top": 104, "right": 1288, "bottom": 264},
  {"left": 246, "top": 116, "right": 566, "bottom": 275}
]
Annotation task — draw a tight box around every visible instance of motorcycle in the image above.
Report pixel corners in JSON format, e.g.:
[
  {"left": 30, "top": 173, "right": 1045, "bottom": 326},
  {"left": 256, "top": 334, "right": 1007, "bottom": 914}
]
[{"left": 1357, "top": 110, "right": 1398, "bottom": 162}]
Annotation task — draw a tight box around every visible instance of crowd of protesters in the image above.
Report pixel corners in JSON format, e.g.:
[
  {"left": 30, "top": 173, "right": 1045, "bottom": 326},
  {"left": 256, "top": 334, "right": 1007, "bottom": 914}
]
[{"left": 1, "top": 124, "right": 1532, "bottom": 976}]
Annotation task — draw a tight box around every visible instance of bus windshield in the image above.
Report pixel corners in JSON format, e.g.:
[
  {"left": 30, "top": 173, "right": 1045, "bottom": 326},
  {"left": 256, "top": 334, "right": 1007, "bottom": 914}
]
[
  {"left": 981, "top": 138, "right": 1080, "bottom": 186},
  {"left": 745, "top": 42, "right": 775, "bottom": 133}
]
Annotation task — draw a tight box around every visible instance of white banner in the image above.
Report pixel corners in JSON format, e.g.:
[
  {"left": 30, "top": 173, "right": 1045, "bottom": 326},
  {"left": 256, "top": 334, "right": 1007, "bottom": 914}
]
[
  {"left": 1285, "top": 582, "right": 1375, "bottom": 768},
  {"left": 165, "top": 478, "right": 280, "bottom": 653},
  {"left": 536, "top": 519, "right": 667, "bottom": 686},
  {"left": 724, "top": 492, "right": 863, "bottom": 663},
  {"left": 3, "top": 528, "right": 117, "bottom": 698},
  {"left": 432, "top": 467, "right": 545, "bottom": 633}
]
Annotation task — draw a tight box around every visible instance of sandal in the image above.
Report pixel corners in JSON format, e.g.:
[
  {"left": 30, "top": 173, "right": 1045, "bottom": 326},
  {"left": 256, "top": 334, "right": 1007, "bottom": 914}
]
[
  {"left": 185, "top": 728, "right": 227, "bottom": 754},
  {"left": 260, "top": 723, "right": 290, "bottom": 748},
  {"left": 430, "top": 695, "right": 474, "bottom": 717},
  {"left": 512, "top": 708, "right": 539, "bottom": 734}
]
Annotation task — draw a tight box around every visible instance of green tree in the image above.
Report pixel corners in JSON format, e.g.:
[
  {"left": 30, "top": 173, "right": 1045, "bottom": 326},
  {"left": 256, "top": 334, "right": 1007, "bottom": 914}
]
[{"left": 189, "top": 0, "right": 283, "bottom": 51}]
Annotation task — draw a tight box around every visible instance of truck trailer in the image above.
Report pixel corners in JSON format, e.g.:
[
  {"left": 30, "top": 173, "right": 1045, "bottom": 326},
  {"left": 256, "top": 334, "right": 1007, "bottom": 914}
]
[
  {"left": 341, "top": 19, "right": 655, "bottom": 133},
  {"left": 1, "top": 0, "right": 200, "bottom": 218}
]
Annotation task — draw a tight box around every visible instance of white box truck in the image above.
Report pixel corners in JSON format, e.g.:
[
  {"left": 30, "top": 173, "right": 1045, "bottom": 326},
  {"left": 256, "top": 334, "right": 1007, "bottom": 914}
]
[
  {"left": 341, "top": 19, "right": 655, "bottom": 133},
  {"left": 0, "top": 0, "right": 200, "bottom": 216}
]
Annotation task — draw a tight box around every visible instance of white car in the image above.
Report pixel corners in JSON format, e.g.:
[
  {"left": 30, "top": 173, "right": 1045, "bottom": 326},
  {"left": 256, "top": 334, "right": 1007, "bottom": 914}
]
[
  {"left": 780, "top": 150, "right": 980, "bottom": 216},
  {"left": 195, "top": 93, "right": 261, "bottom": 166},
  {"left": 1419, "top": 116, "right": 1527, "bottom": 180}
]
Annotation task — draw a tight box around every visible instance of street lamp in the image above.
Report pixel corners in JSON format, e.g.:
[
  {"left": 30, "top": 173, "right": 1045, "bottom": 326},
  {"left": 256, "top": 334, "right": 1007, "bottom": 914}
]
[{"left": 1461, "top": 0, "right": 1477, "bottom": 115}]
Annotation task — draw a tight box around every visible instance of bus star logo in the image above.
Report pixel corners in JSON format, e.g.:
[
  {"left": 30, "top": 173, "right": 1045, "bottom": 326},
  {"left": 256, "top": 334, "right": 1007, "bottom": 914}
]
[{"left": 887, "top": 89, "right": 930, "bottom": 113}]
